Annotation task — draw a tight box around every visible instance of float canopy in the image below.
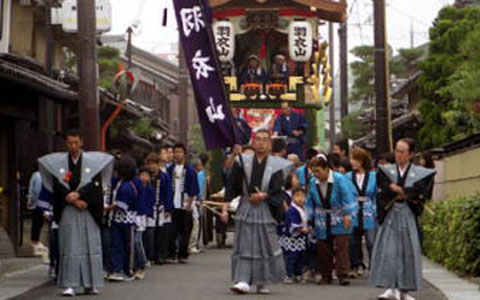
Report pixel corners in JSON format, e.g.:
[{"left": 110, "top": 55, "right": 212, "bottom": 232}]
[{"left": 209, "top": 0, "right": 346, "bottom": 23}]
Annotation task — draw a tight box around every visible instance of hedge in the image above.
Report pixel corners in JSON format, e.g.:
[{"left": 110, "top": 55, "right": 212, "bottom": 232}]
[{"left": 421, "top": 195, "right": 480, "bottom": 277}]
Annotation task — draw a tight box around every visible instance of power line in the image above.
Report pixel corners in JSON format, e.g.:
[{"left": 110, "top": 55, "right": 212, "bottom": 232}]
[{"left": 387, "top": 3, "right": 432, "bottom": 27}]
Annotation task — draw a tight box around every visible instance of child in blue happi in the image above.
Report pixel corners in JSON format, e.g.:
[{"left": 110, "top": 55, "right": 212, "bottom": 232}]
[
  {"left": 280, "top": 188, "right": 310, "bottom": 284},
  {"left": 131, "top": 167, "right": 154, "bottom": 279},
  {"left": 36, "top": 186, "right": 59, "bottom": 279},
  {"left": 109, "top": 157, "right": 138, "bottom": 281}
]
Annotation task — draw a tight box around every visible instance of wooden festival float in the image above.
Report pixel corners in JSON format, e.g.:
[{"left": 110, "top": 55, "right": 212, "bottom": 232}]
[{"left": 203, "top": 0, "right": 347, "bottom": 246}]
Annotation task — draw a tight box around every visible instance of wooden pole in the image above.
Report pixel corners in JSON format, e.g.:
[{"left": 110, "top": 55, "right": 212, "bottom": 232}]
[
  {"left": 39, "top": 0, "right": 54, "bottom": 154},
  {"left": 178, "top": 41, "right": 189, "bottom": 144},
  {"left": 373, "top": 0, "right": 392, "bottom": 154},
  {"left": 328, "top": 22, "right": 336, "bottom": 151},
  {"left": 339, "top": 0, "right": 348, "bottom": 120},
  {"left": 77, "top": 0, "right": 100, "bottom": 150}
]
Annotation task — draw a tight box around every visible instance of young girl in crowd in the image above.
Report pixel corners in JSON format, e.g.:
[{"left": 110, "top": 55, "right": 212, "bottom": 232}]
[
  {"left": 137, "top": 167, "right": 155, "bottom": 268},
  {"left": 132, "top": 167, "right": 153, "bottom": 279},
  {"left": 284, "top": 173, "right": 300, "bottom": 207},
  {"left": 109, "top": 157, "right": 138, "bottom": 282},
  {"left": 281, "top": 188, "right": 310, "bottom": 284}
]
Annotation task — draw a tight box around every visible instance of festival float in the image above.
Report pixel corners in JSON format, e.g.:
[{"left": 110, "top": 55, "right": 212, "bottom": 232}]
[{"left": 209, "top": 0, "right": 346, "bottom": 146}]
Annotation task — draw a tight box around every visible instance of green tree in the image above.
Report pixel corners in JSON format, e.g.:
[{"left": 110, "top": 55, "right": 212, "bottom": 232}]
[
  {"left": 188, "top": 123, "right": 206, "bottom": 154},
  {"left": 341, "top": 110, "right": 369, "bottom": 140},
  {"left": 417, "top": 6, "right": 480, "bottom": 149},
  {"left": 349, "top": 45, "right": 407, "bottom": 106},
  {"left": 98, "top": 46, "right": 122, "bottom": 92}
]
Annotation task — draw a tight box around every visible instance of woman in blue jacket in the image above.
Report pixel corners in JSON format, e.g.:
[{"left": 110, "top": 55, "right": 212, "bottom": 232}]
[
  {"left": 345, "top": 147, "right": 377, "bottom": 277},
  {"left": 306, "top": 155, "right": 357, "bottom": 286}
]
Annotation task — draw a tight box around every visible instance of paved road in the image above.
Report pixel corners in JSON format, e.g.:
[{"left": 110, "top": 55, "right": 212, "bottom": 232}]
[{"left": 16, "top": 247, "right": 446, "bottom": 300}]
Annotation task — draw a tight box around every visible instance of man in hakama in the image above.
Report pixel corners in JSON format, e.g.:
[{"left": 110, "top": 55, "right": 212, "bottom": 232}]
[
  {"left": 369, "top": 138, "right": 436, "bottom": 300},
  {"left": 38, "top": 130, "right": 114, "bottom": 296},
  {"left": 223, "top": 130, "right": 287, "bottom": 294}
]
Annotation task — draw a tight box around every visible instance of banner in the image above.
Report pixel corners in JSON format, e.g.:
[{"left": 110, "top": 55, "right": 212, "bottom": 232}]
[{"left": 173, "top": 0, "right": 237, "bottom": 149}]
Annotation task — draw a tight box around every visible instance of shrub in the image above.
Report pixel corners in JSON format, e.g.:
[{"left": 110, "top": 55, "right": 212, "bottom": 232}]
[{"left": 421, "top": 195, "right": 480, "bottom": 277}]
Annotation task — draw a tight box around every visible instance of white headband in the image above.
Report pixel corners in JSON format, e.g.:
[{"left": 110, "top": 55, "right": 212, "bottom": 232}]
[{"left": 316, "top": 154, "right": 327, "bottom": 162}]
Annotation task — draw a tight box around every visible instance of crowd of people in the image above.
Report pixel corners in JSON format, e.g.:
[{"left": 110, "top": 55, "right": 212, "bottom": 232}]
[
  {"left": 220, "top": 133, "right": 436, "bottom": 300},
  {"left": 26, "top": 126, "right": 436, "bottom": 300},
  {"left": 28, "top": 131, "right": 211, "bottom": 297}
]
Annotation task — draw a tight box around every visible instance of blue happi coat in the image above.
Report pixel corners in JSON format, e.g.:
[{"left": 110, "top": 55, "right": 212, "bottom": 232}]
[
  {"left": 154, "top": 171, "right": 174, "bottom": 213},
  {"left": 112, "top": 181, "right": 138, "bottom": 225},
  {"left": 36, "top": 186, "right": 53, "bottom": 213},
  {"left": 345, "top": 171, "right": 377, "bottom": 231},
  {"left": 306, "top": 172, "right": 358, "bottom": 240},
  {"left": 135, "top": 178, "right": 155, "bottom": 218},
  {"left": 167, "top": 163, "right": 199, "bottom": 209},
  {"left": 296, "top": 165, "right": 311, "bottom": 188},
  {"left": 278, "top": 204, "right": 309, "bottom": 255}
]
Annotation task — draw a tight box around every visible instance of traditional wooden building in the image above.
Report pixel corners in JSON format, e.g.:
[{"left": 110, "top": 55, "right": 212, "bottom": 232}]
[
  {"left": 0, "top": 0, "right": 79, "bottom": 256},
  {"left": 101, "top": 35, "right": 198, "bottom": 154}
]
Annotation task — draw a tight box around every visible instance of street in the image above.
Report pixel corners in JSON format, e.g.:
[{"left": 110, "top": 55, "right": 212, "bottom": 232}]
[{"left": 16, "top": 246, "right": 446, "bottom": 300}]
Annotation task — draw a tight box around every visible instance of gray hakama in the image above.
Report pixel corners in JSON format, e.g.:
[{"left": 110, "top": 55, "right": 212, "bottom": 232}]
[
  {"left": 58, "top": 205, "right": 104, "bottom": 288},
  {"left": 369, "top": 164, "right": 436, "bottom": 292},
  {"left": 38, "top": 151, "right": 114, "bottom": 290},
  {"left": 369, "top": 202, "right": 422, "bottom": 291},
  {"left": 228, "top": 155, "right": 291, "bottom": 286},
  {"left": 232, "top": 200, "right": 286, "bottom": 285}
]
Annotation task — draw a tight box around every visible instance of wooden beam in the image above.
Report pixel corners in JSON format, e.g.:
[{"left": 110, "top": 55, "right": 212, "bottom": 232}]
[
  {"left": 294, "top": 0, "right": 346, "bottom": 11},
  {"left": 209, "top": 0, "right": 346, "bottom": 22},
  {"left": 209, "top": 0, "right": 232, "bottom": 7}
]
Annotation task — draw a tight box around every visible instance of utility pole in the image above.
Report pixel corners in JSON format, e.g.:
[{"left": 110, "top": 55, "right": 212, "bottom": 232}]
[
  {"left": 373, "top": 0, "right": 392, "bottom": 154},
  {"left": 39, "top": 0, "right": 54, "bottom": 153},
  {"left": 328, "top": 22, "right": 336, "bottom": 152},
  {"left": 77, "top": 0, "right": 100, "bottom": 151},
  {"left": 178, "top": 41, "right": 189, "bottom": 144},
  {"left": 410, "top": 18, "right": 415, "bottom": 48},
  {"left": 126, "top": 27, "right": 133, "bottom": 68},
  {"left": 126, "top": 26, "right": 133, "bottom": 98},
  {"left": 339, "top": 0, "right": 348, "bottom": 121}
]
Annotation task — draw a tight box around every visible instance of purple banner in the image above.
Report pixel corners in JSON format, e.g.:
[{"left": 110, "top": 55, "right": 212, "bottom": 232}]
[{"left": 173, "top": 0, "right": 237, "bottom": 150}]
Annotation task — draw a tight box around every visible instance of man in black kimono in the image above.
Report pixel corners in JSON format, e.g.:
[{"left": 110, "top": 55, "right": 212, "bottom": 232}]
[
  {"left": 39, "top": 130, "right": 114, "bottom": 297},
  {"left": 222, "top": 130, "right": 289, "bottom": 294}
]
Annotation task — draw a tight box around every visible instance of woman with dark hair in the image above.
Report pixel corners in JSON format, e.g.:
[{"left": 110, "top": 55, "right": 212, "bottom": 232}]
[
  {"left": 369, "top": 138, "right": 436, "bottom": 300},
  {"left": 345, "top": 147, "right": 377, "bottom": 278},
  {"left": 338, "top": 158, "right": 353, "bottom": 174},
  {"left": 376, "top": 152, "right": 395, "bottom": 168},
  {"left": 109, "top": 156, "right": 138, "bottom": 281},
  {"left": 306, "top": 155, "right": 357, "bottom": 286},
  {"left": 417, "top": 152, "right": 435, "bottom": 169},
  {"left": 327, "top": 153, "right": 341, "bottom": 171}
]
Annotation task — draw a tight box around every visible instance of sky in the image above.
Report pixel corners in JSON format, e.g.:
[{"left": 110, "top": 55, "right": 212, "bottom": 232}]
[{"left": 108, "top": 0, "right": 455, "bottom": 68}]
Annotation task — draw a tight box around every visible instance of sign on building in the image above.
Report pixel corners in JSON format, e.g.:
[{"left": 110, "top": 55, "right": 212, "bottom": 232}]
[
  {"left": 213, "top": 21, "right": 234, "bottom": 62},
  {"left": 289, "top": 21, "right": 313, "bottom": 62},
  {"left": 51, "top": 0, "right": 112, "bottom": 33}
]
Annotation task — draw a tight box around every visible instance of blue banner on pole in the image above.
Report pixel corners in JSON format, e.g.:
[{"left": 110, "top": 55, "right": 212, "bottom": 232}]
[{"left": 173, "top": 0, "right": 237, "bottom": 150}]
